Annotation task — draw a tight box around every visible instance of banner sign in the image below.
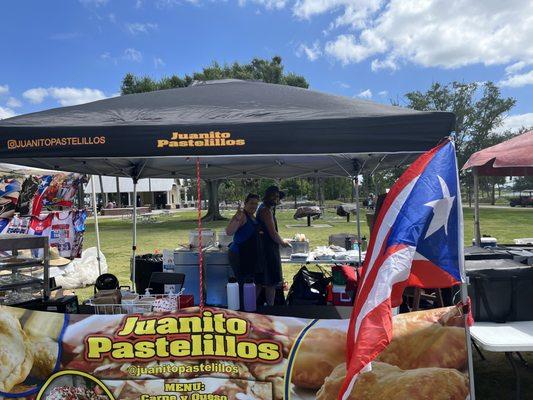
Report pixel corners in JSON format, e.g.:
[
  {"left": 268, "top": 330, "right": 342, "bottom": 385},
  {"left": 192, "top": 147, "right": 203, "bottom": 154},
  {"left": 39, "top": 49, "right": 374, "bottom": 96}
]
[{"left": 0, "top": 305, "right": 470, "bottom": 399}]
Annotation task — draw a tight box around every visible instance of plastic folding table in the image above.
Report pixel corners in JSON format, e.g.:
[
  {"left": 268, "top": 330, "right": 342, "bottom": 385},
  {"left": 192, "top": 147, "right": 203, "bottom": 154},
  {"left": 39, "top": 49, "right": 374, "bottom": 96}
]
[{"left": 470, "top": 321, "right": 533, "bottom": 399}]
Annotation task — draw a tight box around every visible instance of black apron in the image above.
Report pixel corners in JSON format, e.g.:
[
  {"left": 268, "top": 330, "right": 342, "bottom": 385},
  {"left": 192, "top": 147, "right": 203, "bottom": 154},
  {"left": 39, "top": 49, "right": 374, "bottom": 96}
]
[{"left": 256, "top": 204, "right": 283, "bottom": 286}]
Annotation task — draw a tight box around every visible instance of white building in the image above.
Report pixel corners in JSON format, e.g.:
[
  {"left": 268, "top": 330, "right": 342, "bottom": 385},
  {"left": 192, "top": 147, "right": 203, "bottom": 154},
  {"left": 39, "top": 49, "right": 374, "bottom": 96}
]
[{"left": 86, "top": 176, "right": 194, "bottom": 209}]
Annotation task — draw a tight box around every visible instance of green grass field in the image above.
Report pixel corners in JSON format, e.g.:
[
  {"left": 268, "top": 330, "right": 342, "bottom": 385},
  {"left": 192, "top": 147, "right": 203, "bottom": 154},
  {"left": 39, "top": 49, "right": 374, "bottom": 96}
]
[
  {"left": 76, "top": 206, "right": 533, "bottom": 399},
  {"left": 79, "top": 206, "right": 533, "bottom": 301}
]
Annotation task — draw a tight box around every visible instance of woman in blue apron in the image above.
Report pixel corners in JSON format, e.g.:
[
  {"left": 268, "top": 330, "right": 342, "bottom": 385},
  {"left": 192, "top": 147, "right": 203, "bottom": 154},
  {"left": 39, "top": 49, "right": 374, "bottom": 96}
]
[
  {"left": 226, "top": 194, "right": 264, "bottom": 291},
  {"left": 257, "top": 186, "right": 291, "bottom": 306}
]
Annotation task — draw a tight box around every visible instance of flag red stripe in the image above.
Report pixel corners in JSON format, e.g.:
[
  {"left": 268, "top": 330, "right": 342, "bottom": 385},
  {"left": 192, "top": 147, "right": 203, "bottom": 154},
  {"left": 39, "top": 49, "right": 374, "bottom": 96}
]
[
  {"left": 346, "top": 243, "right": 406, "bottom": 360},
  {"left": 409, "top": 260, "right": 461, "bottom": 288},
  {"left": 339, "top": 299, "right": 393, "bottom": 398}
]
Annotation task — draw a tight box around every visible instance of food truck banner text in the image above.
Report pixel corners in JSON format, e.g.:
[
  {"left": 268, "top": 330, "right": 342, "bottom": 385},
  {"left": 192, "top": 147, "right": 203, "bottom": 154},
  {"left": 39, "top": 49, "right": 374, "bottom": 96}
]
[{"left": 0, "top": 305, "right": 470, "bottom": 400}]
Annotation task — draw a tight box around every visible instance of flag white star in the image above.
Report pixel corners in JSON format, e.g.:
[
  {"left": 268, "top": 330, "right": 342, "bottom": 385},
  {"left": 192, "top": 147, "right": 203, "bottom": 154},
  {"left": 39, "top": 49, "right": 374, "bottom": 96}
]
[{"left": 424, "top": 175, "right": 455, "bottom": 239}]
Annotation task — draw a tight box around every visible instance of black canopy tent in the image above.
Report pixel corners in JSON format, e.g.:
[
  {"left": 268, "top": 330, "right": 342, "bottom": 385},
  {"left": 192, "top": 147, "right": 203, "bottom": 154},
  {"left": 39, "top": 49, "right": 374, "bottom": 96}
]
[
  {"left": 0, "top": 79, "right": 455, "bottom": 294},
  {"left": 0, "top": 79, "right": 454, "bottom": 178},
  {"left": 0, "top": 80, "right": 476, "bottom": 396}
]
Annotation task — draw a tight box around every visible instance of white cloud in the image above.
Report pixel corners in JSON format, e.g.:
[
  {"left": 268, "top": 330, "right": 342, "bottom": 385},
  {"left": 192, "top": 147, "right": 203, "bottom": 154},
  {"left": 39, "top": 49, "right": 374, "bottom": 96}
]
[
  {"left": 305, "top": 0, "right": 533, "bottom": 71},
  {"left": 371, "top": 57, "right": 398, "bottom": 72},
  {"left": 378, "top": 90, "right": 388, "bottom": 97},
  {"left": 336, "top": 81, "right": 350, "bottom": 89},
  {"left": 23, "top": 87, "right": 48, "bottom": 104},
  {"left": 47, "top": 87, "right": 107, "bottom": 106},
  {"left": 496, "top": 113, "right": 533, "bottom": 133},
  {"left": 505, "top": 61, "right": 528, "bottom": 75},
  {"left": 79, "top": 0, "right": 109, "bottom": 6},
  {"left": 499, "top": 70, "right": 533, "bottom": 88},
  {"left": 156, "top": 0, "right": 199, "bottom": 7},
  {"left": 294, "top": 0, "right": 383, "bottom": 30},
  {"left": 296, "top": 41, "right": 322, "bottom": 61},
  {"left": 23, "top": 87, "right": 107, "bottom": 106},
  {"left": 356, "top": 89, "right": 372, "bottom": 99},
  {"left": 325, "top": 32, "right": 385, "bottom": 65},
  {"left": 239, "top": 0, "right": 287, "bottom": 9},
  {"left": 154, "top": 57, "right": 166, "bottom": 68},
  {"left": 126, "top": 22, "right": 158, "bottom": 35},
  {"left": 123, "top": 48, "right": 143, "bottom": 62},
  {"left": 6, "top": 97, "right": 22, "bottom": 108},
  {"left": 0, "top": 106, "right": 16, "bottom": 120},
  {"left": 0, "top": 85, "right": 8, "bottom": 95}
]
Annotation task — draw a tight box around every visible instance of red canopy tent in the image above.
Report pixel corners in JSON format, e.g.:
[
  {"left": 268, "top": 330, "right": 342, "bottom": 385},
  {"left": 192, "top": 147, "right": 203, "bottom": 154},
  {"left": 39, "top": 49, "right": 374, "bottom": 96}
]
[
  {"left": 463, "top": 130, "right": 533, "bottom": 176},
  {"left": 463, "top": 130, "right": 533, "bottom": 245}
]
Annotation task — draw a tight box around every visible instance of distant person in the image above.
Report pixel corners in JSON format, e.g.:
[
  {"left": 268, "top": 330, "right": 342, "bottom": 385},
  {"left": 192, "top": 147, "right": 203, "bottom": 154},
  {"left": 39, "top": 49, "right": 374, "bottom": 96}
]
[
  {"left": 367, "top": 193, "right": 375, "bottom": 210},
  {"left": 106, "top": 201, "right": 114, "bottom": 209},
  {"left": 256, "top": 186, "right": 291, "bottom": 306},
  {"left": 226, "top": 194, "right": 264, "bottom": 304}
]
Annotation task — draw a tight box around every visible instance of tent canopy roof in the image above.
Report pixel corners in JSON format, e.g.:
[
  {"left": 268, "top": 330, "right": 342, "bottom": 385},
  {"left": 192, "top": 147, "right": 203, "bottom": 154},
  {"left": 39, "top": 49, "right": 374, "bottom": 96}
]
[
  {"left": 463, "top": 130, "right": 533, "bottom": 176},
  {"left": 0, "top": 79, "right": 455, "bottom": 179}
]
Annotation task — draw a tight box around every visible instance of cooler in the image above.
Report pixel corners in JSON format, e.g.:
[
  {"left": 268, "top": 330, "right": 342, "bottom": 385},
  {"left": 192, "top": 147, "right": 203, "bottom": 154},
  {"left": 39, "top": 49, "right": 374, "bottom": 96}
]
[{"left": 332, "top": 285, "right": 353, "bottom": 306}]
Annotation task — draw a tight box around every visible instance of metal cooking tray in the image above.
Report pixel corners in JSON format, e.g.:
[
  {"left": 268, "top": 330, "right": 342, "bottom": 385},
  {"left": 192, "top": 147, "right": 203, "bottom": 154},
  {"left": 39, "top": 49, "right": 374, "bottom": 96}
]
[{"left": 0, "top": 256, "right": 43, "bottom": 268}]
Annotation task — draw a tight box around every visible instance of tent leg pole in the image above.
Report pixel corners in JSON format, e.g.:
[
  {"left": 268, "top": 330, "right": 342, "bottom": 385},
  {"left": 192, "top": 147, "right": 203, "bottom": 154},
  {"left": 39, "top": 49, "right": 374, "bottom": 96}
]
[
  {"left": 461, "top": 282, "right": 477, "bottom": 399},
  {"left": 454, "top": 141, "right": 476, "bottom": 399},
  {"left": 132, "top": 180, "right": 138, "bottom": 292},
  {"left": 90, "top": 176, "right": 102, "bottom": 276},
  {"left": 353, "top": 177, "right": 362, "bottom": 265},
  {"left": 473, "top": 168, "right": 481, "bottom": 246}
]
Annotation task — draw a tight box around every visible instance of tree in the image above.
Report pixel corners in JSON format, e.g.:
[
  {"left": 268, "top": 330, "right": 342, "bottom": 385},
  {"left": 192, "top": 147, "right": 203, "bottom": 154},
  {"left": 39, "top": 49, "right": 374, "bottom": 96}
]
[
  {"left": 120, "top": 57, "right": 309, "bottom": 220},
  {"left": 403, "top": 81, "right": 516, "bottom": 205},
  {"left": 121, "top": 57, "right": 309, "bottom": 95},
  {"left": 323, "top": 177, "right": 352, "bottom": 201},
  {"left": 513, "top": 177, "right": 533, "bottom": 191},
  {"left": 280, "top": 179, "right": 311, "bottom": 208}
]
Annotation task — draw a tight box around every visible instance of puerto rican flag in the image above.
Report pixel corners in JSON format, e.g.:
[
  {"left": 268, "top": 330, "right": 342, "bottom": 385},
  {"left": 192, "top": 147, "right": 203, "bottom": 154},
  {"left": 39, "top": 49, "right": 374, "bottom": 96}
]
[{"left": 338, "top": 139, "right": 465, "bottom": 399}]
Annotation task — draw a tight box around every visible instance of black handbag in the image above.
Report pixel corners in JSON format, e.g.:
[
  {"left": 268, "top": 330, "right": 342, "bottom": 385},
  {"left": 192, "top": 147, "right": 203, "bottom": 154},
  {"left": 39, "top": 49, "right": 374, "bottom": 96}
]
[
  {"left": 468, "top": 268, "right": 533, "bottom": 322},
  {"left": 286, "top": 266, "right": 331, "bottom": 305}
]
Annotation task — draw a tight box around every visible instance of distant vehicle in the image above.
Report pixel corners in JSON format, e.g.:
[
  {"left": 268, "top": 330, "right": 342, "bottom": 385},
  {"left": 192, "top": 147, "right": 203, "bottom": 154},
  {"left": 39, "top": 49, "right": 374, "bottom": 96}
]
[{"left": 509, "top": 189, "right": 533, "bottom": 207}]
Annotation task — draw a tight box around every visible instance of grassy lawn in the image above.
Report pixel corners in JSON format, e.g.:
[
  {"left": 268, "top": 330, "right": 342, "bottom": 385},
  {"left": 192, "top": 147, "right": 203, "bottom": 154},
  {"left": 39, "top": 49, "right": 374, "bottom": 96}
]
[
  {"left": 75, "top": 206, "right": 533, "bottom": 400},
  {"left": 79, "top": 205, "right": 533, "bottom": 301}
]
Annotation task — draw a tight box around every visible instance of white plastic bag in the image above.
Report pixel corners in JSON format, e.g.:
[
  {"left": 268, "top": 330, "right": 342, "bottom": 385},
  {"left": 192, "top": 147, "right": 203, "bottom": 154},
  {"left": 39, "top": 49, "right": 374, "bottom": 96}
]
[{"left": 55, "top": 247, "right": 108, "bottom": 289}]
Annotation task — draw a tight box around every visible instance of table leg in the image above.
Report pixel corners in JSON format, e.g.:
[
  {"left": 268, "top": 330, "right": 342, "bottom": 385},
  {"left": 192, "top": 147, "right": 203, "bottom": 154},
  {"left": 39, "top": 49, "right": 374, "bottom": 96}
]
[
  {"left": 505, "top": 352, "right": 521, "bottom": 400},
  {"left": 516, "top": 352, "right": 528, "bottom": 367},
  {"left": 472, "top": 341, "right": 485, "bottom": 361}
]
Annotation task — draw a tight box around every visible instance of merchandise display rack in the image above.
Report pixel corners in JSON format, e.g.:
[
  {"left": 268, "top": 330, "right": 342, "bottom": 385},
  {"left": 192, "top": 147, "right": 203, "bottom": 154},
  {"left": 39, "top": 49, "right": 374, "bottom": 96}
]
[{"left": 0, "top": 234, "right": 50, "bottom": 304}]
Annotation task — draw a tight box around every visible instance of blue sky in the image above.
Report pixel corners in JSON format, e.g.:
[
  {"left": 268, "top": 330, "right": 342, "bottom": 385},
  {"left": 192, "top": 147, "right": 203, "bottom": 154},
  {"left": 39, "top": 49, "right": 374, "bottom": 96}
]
[{"left": 1, "top": 0, "right": 531, "bottom": 131}]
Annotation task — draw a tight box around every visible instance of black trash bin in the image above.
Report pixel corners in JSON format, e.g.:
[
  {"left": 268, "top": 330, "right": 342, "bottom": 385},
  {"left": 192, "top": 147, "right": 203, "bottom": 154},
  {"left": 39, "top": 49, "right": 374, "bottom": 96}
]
[{"left": 134, "top": 254, "right": 163, "bottom": 294}]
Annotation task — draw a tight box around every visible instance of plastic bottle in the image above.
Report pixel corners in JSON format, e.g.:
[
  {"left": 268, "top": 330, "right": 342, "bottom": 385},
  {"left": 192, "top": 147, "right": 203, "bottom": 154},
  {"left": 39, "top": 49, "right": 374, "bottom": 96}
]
[
  {"left": 361, "top": 236, "right": 368, "bottom": 252},
  {"left": 227, "top": 277, "right": 240, "bottom": 310},
  {"left": 344, "top": 237, "right": 352, "bottom": 251},
  {"left": 243, "top": 279, "right": 256, "bottom": 312}
]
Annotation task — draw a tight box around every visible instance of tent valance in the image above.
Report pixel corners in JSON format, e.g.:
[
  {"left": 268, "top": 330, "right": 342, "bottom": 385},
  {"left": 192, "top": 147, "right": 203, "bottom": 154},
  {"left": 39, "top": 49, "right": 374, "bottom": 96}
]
[{"left": 463, "top": 130, "right": 533, "bottom": 176}]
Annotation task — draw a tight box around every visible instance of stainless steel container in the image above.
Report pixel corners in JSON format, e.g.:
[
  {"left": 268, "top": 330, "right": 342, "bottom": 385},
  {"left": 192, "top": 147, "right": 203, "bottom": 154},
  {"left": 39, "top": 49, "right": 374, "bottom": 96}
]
[
  {"left": 218, "top": 230, "right": 233, "bottom": 249},
  {"left": 328, "top": 233, "right": 356, "bottom": 249},
  {"left": 290, "top": 240, "right": 309, "bottom": 254},
  {"left": 280, "top": 239, "right": 309, "bottom": 258},
  {"left": 173, "top": 250, "right": 232, "bottom": 306}
]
